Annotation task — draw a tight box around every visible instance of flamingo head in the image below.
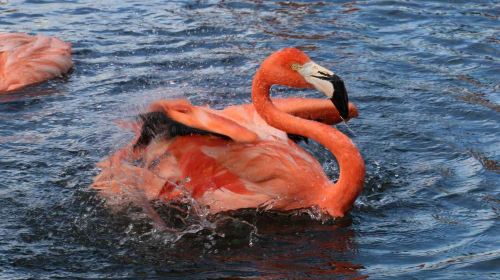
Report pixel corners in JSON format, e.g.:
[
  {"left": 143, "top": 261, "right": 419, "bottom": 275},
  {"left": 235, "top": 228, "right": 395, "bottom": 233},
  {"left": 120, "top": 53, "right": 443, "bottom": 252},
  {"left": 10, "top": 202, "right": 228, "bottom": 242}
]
[{"left": 260, "top": 48, "right": 349, "bottom": 120}]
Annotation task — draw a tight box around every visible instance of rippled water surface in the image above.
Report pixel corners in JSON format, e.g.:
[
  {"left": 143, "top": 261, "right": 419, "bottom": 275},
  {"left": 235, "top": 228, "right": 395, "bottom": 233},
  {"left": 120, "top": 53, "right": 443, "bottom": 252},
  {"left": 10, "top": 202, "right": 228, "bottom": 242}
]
[{"left": 1, "top": 0, "right": 499, "bottom": 279}]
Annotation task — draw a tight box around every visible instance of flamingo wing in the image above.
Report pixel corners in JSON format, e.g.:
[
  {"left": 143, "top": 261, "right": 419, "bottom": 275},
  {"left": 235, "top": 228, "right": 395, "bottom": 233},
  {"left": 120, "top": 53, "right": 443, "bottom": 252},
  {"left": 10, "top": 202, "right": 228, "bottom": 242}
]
[
  {"left": 0, "top": 33, "right": 73, "bottom": 93},
  {"left": 139, "top": 98, "right": 359, "bottom": 145},
  {"left": 273, "top": 98, "right": 359, "bottom": 124},
  {"left": 173, "top": 137, "right": 330, "bottom": 213},
  {"left": 93, "top": 134, "right": 330, "bottom": 213},
  {"left": 220, "top": 97, "right": 359, "bottom": 143},
  {"left": 147, "top": 99, "right": 259, "bottom": 143}
]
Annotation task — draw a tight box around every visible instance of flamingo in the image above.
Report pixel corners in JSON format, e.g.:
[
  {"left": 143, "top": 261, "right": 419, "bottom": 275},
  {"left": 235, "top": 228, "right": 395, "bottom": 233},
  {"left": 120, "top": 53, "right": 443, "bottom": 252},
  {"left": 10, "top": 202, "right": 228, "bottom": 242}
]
[
  {"left": 93, "top": 48, "right": 365, "bottom": 217},
  {"left": 0, "top": 33, "right": 73, "bottom": 93}
]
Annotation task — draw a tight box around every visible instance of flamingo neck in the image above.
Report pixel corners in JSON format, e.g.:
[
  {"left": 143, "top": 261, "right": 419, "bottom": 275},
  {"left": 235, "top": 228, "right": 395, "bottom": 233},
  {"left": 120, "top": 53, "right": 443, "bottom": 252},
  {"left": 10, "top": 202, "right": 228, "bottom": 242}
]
[{"left": 251, "top": 70, "right": 365, "bottom": 217}]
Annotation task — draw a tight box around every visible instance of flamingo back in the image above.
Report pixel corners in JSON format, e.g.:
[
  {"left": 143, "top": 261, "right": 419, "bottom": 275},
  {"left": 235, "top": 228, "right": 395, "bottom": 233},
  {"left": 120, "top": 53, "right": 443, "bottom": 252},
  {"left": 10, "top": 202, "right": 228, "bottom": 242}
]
[{"left": 0, "top": 33, "right": 73, "bottom": 92}]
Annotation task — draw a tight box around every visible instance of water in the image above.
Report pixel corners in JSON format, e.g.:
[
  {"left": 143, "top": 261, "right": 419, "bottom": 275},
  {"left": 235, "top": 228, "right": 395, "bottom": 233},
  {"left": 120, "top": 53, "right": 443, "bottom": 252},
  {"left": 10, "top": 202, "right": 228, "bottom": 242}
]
[{"left": 1, "top": 0, "right": 499, "bottom": 279}]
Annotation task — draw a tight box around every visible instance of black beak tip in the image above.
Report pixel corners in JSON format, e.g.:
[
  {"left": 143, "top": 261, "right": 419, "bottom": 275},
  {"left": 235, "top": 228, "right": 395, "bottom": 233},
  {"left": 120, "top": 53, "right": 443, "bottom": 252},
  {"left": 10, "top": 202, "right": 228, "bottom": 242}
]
[
  {"left": 330, "top": 81, "right": 349, "bottom": 120},
  {"left": 340, "top": 108, "right": 349, "bottom": 120},
  {"left": 313, "top": 72, "right": 350, "bottom": 120},
  {"left": 331, "top": 96, "right": 349, "bottom": 120}
]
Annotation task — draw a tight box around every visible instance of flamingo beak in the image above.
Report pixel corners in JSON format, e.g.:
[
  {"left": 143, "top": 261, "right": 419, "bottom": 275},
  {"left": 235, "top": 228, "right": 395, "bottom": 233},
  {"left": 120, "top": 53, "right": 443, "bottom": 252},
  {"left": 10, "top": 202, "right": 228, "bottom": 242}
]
[
  {"left": 325, "top": 74, "right": 349, "bottom": 120},
  {"left": 298, "top": 62, "right": 350, "bottom": 120}
]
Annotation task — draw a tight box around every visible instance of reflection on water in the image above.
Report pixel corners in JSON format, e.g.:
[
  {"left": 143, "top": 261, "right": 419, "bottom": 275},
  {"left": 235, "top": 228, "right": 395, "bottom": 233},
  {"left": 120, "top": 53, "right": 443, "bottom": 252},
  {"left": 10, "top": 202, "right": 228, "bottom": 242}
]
[{"left": 0, "top": 0, "right": 499, "bottom": 279}]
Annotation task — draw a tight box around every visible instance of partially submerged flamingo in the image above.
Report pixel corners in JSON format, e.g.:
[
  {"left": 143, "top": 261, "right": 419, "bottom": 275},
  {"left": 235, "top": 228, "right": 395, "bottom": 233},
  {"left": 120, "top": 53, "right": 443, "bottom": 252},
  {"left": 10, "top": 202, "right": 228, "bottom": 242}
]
[
  {"left": 93, "top": 48, "right": 365, "bottom": 217},
  {"left": 0, "top": 33, "right": 73, "bottom": 93}
]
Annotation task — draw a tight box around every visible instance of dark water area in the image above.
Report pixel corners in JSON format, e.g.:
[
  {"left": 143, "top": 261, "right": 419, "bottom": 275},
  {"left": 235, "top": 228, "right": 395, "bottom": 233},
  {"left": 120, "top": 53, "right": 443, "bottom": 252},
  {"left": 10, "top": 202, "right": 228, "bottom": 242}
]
[{"left": 1, "top": 0, "right": 499, "bottom": 279}]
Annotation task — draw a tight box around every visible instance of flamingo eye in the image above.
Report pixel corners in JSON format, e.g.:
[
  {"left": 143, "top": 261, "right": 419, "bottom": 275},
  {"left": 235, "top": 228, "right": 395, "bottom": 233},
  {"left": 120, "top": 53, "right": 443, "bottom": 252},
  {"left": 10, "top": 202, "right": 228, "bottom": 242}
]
[{"left": 291, "top": 63, "right": 302, "bottom": 71}]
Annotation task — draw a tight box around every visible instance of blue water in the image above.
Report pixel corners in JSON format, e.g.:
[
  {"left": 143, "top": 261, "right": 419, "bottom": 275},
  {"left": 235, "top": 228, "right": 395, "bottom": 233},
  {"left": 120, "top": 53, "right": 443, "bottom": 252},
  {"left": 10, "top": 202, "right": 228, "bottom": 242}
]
[{"left": 1, "top": 0, "right": 499, "bottom": 279}]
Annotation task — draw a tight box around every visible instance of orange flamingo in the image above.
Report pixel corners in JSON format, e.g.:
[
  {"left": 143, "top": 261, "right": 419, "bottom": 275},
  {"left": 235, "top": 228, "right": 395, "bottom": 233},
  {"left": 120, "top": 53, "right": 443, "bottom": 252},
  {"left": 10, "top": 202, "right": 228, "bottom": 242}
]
[
  {"left": 93, "top": 48, "right": 365, "bottom": 217},
  {"left": 0, "top": 33, "right": 73, "bottom": 93}
]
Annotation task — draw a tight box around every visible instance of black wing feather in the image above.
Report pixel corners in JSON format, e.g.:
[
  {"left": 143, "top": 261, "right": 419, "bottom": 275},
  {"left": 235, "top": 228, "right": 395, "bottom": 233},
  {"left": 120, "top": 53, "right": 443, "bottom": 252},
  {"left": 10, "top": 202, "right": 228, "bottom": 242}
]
[
  {"left": 133, "top": 111, "right": 230, "bottom": 149},
  {"left": 287, "top": 133, "right": 309, "bottom": 144}
]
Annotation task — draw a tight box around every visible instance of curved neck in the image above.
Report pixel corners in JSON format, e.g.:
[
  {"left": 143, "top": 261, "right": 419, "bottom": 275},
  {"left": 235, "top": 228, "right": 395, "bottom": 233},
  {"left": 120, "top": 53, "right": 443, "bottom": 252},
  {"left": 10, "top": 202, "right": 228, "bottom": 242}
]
[{"left": 252, "top": 70, "right": 365, "bottom": 217}]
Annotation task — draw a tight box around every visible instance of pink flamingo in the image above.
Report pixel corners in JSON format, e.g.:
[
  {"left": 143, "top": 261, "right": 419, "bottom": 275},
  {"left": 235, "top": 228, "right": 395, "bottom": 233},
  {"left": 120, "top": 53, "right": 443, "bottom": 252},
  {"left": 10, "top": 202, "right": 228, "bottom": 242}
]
[
  {"left": 0, "top": 33, "right": 72, "bottom": 93},
  {"left": 93, "top": 48, "right": 365, "bottom": 217}
]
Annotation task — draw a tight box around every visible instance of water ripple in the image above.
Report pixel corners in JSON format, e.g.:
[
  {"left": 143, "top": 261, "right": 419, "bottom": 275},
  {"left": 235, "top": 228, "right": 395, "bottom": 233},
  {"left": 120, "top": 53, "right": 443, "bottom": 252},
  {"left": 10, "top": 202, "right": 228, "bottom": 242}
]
[{"left": 0, "top": 0, "right": 499, "bottom": 279}]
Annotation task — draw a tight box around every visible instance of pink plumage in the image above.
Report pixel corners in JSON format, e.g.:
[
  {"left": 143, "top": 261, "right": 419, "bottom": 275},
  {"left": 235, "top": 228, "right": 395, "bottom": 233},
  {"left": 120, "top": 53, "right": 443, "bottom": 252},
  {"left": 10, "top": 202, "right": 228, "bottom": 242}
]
[{"left": 0, "top": 33, "right": 73, "bottom": 93}]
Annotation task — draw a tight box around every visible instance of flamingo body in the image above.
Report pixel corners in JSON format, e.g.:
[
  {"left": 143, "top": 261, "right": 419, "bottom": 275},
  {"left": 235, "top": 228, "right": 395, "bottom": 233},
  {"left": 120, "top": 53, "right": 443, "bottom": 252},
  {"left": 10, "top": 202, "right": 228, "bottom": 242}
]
[
  {"left": 0, "top": 33, "right": 72, "bottom": 93},
  {"left": 93, "top": 97, "right": 361, "bottom": 216},
  {"left": 169, "top": 136, "right": 331, "bottom": 212},
  {"left": 93, "top": 98, "right": 357, "bottom": 213}
]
